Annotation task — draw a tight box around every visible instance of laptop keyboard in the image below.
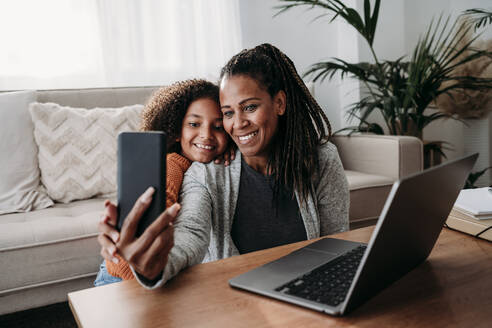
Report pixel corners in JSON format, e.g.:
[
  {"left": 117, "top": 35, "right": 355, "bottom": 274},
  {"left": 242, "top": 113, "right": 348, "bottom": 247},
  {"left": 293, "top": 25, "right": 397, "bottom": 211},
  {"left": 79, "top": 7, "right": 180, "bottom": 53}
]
[{"left": 274, "top": 245, "right": 367, "bottom": 307}]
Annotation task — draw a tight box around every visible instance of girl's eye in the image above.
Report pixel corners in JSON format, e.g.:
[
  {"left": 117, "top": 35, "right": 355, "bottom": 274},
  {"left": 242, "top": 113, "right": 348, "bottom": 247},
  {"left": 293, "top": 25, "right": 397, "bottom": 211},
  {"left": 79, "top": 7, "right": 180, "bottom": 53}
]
[
  {"left": 188, "top": 122, "right": 199, "bottom": 127},
  {"left": 223, "top": 111, "right": 233, "bottom": 118},
  {"left": 244, "top": 104, "right": 258, "bottom": 112},
  {"left": 214, "top": 125, "right": 224, "bottom": 131}
]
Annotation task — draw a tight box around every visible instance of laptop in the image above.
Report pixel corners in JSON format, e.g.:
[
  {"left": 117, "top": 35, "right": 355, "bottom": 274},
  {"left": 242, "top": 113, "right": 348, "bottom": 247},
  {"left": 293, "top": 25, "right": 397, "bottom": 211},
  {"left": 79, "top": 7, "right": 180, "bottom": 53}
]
[{"left": 229, "top": 153, "right": 478, "bottom": 316}]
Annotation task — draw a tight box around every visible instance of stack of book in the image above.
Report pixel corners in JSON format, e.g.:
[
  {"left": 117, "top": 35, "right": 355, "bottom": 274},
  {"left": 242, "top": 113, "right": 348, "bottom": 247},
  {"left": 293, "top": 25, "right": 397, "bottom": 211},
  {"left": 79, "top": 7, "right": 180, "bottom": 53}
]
[{"left": 446, "top": 187, "right": 492, "bottom": 241}]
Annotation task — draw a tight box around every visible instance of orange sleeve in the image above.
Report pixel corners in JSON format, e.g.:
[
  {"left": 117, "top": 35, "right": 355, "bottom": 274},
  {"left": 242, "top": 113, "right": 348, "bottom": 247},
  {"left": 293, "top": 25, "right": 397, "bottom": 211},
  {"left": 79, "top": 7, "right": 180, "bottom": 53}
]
[
  {"left": 106, "top": 256, "right": 134, "bottom": 280},
  {"left": 165, "top": 153, "right": 192, "bottom": 208},
  {"left": 105, "top": 153, "right": 191, "bottom": 281}
]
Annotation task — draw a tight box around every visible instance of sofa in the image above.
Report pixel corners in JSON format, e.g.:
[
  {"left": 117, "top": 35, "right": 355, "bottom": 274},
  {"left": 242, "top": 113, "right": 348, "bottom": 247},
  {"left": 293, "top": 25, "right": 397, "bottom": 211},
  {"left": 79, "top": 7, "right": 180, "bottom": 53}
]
[{"left": 0, "top": 86, "right": 423, "bottom": 315}]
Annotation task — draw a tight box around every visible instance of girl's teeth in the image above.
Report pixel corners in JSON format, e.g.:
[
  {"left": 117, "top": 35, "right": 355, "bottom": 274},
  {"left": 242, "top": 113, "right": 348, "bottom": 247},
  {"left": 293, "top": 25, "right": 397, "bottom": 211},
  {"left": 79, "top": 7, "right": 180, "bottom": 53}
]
[
  {"left": 239, "top": 132, "right": 257, "bottom": 141},
  {"left": 196, "top": 144, "right": 213, "bottom": 150}
]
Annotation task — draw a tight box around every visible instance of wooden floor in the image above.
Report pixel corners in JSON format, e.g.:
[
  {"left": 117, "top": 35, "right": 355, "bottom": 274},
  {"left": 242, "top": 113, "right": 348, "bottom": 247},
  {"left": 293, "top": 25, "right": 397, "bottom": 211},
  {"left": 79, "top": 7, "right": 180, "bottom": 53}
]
[{"left": 0, "top": 302, "right": 76, "bottom": 328}]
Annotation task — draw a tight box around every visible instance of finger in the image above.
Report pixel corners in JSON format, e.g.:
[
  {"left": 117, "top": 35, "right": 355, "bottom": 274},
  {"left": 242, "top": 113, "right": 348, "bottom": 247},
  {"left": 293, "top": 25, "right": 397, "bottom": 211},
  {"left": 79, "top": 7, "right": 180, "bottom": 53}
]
[
  {"left": 98, "top": 215, "right": 120, "bottom": 243},
  {"left": 214, "top": 154, "right": 224, "bottom": 164},
  {"left": 230, "top": 148, "right": 236, "bottom": 161},
  {"left": 120, "top": 187, "right": 155, "bottom": 243},
  {"left": 104, "top": 200, "right": 118, "bottom": 227},
  {"left": 145, "top": 203, "right": 180, "bottom": 238},
  {"left": 149, "top": 230, "right": 175, "bottom": 279},
  {"left": 137, "top": 226, "right": 174, "bottom": 280},
  {"left": 98, "top": 234, "right": 119, "bottom": 263},
  {"left": 133, "top": 203, "right": 181, "bottom": 254}
]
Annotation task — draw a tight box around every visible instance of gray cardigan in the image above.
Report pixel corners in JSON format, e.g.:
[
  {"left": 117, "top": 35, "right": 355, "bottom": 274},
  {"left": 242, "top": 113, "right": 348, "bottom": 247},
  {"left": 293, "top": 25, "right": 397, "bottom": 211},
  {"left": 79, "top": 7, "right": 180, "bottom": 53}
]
[{"left": 135, "top": 141, "right": 349, "bottom": 289}]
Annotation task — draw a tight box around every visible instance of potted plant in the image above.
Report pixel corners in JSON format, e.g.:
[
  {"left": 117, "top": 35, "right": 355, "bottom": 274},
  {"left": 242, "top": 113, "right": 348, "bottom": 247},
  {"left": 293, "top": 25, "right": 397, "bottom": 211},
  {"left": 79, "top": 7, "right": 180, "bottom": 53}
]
[{"left": 275, "top": 0, "right": 492, "bottom": 167}]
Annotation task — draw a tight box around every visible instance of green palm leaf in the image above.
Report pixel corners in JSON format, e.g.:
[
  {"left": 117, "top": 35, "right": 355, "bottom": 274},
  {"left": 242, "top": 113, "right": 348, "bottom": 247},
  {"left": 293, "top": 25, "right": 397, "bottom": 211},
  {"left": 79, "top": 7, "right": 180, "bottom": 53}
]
[{"left": 462, "top": 8, "right": 492, "bottom": 31}]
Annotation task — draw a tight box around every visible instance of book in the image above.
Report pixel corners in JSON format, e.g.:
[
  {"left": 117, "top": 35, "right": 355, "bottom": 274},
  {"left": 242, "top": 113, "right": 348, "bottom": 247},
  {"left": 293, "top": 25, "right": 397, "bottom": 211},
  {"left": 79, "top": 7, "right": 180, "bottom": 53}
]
[
  {"left": 453, "top": 187, "right": 492, "bottom": 219},
  {"left": 450, "top": 207, "right": 492, "bottom": 222},
  {"left": 446, "top": 214, "right": 492, "bottom": 242}
]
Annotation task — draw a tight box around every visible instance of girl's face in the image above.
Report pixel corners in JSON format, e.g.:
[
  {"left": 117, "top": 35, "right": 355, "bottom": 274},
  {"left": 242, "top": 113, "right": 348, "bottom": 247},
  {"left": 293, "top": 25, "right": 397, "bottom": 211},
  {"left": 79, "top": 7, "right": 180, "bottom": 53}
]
[
  {"left": 179, "top": 98, "right": 228, "bottom": 163},
  {"left": 219, "top": 75, "right": 285, "bottom": 164}
]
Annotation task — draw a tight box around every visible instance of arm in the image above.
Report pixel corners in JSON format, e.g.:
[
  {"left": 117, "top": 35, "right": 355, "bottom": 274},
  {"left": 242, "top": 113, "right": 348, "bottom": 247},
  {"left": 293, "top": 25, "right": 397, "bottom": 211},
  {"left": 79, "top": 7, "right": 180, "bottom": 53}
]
[
  {"left": 106, "top": 153, "right": 191, "bottom": 280},
  {"left": 316, "top": 142, "right": 350, "bottom": 236},
  {"left": 135, "top": 163, "right": 213, "bottom": 289}
]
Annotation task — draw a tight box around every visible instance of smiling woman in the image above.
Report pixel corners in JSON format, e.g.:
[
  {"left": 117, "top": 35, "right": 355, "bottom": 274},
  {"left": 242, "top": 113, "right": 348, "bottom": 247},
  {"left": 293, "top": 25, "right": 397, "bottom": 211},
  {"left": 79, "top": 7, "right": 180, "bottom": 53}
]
[{"left": 220, "top": 75, "right": 286, "bottom": 173}]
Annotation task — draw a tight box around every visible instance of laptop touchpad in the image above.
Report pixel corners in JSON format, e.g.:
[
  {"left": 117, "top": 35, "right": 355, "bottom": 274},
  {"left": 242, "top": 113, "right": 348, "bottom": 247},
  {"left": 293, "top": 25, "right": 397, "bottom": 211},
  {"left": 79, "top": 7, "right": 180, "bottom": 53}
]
[{"left": 230, "top": 248, "right": 338, "bottom": 290}]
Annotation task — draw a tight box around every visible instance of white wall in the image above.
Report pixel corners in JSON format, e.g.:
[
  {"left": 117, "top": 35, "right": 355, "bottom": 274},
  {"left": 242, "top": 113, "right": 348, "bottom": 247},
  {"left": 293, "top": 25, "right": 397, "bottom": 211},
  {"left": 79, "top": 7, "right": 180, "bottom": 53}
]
[{"left": 238, "top": 0, "right": 343, "bottom": 130}]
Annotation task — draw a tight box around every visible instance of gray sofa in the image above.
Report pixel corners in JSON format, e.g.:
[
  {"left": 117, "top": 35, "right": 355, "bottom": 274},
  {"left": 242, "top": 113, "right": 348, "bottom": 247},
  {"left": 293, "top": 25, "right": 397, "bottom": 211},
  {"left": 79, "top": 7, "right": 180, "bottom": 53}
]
[{"left": 0, "top": 87, "right": 422, "bottom": 315}]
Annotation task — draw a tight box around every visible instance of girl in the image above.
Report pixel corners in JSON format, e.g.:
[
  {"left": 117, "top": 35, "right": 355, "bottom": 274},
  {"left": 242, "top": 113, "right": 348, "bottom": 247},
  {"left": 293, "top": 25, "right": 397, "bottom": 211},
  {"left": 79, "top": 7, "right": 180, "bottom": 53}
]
[{"left": 94, "top": 79, "right": 230, "bottom": 286}]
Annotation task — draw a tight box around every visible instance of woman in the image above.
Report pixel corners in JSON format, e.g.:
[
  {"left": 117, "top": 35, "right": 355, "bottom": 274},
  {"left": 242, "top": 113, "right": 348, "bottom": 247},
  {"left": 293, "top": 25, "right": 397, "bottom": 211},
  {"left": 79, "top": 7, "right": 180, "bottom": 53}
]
[{"left": 98, "top": 44, "right": 349, "bottom": 288}]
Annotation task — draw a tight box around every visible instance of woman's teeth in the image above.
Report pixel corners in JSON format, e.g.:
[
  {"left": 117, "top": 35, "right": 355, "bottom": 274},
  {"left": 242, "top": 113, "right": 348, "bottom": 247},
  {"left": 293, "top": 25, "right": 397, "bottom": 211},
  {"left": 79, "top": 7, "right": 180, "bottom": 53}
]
[
  {"left": 195, "top": 144, "right": 214, "bottom": 150},
  {"left": 238, "top": 131, "right": 258, "bottom": 141}
]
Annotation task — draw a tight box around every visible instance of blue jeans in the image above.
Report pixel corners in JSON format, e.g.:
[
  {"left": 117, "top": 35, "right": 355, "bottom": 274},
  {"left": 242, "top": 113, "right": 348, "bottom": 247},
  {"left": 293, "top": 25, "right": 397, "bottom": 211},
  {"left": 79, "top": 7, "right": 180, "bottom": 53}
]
[{"left": 94, "top": 261, "right": 123, "bottom": 286}]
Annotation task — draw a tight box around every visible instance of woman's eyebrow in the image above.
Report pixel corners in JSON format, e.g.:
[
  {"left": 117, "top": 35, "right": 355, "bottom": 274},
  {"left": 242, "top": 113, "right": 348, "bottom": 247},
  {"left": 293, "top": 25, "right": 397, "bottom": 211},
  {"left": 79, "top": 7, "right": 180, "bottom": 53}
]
[
  {"left": 239, "top": 97, "right": 261, "bottom": 105},
  {"left": 221, "top": 97, "right": 261, "bottom": 109}
]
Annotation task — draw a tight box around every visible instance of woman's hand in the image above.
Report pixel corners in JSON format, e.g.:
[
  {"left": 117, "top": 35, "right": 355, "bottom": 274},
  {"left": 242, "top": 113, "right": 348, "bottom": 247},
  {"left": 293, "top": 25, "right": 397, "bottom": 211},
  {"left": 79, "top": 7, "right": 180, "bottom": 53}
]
[
  {"left": 98, "top": 199, "right": 120, "bottom": 264},
  {"left": 214, "top": 143, "right": 236, "bottom": 166},
  {"left": 97, "top": 187, "right": 181, "bottom": 281}
]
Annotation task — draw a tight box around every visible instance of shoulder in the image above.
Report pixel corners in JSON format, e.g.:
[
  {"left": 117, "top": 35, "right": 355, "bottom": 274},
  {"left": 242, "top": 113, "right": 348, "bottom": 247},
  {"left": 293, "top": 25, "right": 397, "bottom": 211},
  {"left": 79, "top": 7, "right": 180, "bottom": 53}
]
[
  {"left": 314, "top": 141, "right": 345, "bottom": 182},
  {"left": 167, "top": 153, "right": 192, "bottom": 172},
  {"left": 317, "top": 141, "right": 341, "bottom": 165}
]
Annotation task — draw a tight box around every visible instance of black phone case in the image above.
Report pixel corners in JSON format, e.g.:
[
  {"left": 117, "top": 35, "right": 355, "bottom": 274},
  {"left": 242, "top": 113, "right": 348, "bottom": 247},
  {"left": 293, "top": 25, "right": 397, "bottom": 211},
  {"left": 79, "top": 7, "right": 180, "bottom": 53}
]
[{"left": 117, "top": 132, "right": 166, "bottom": 237}]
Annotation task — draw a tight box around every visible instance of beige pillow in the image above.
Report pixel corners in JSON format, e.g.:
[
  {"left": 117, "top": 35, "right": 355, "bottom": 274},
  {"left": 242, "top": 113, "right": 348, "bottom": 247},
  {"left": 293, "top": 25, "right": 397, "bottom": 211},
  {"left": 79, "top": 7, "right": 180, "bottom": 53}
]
[
  {"left": 29, "top": 102, "right": 143, "bottom": 203},
  {"left": 0, "top": 91, "right": 54, "bottom": 214}
]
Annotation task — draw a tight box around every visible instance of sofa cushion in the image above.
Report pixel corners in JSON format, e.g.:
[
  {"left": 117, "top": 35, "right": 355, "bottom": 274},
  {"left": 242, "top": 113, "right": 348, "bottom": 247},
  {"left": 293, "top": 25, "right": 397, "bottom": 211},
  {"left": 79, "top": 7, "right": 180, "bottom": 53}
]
[
  {"left": 0, "top": 198, "right": 105, "bottom": 294},
  {"left": 345, "top": 170, "right": 394, "bottom": 223},
  {"left": 0, "top": 91, "right": 53, "bottom": 215},
  {"left": 29, "top": 102, "right": 143, "bottom": 203}
]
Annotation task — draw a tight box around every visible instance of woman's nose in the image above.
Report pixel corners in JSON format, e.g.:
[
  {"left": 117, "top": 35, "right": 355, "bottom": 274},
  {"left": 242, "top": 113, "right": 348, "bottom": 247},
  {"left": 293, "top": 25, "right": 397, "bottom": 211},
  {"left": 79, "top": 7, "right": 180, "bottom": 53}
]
[{"left": 233, "top": 112, "right": 248, "bottom": 129}]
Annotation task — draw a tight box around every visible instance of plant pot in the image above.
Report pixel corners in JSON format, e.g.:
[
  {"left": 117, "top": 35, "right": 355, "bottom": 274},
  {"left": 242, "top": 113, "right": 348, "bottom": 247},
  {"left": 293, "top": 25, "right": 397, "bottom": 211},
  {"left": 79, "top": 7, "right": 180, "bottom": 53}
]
[
  {"left": 423, "top": 141, "right": 443, "bottom": 169},
  {"left": 463, "top": 116, "right": 492, "bottom": 187}
]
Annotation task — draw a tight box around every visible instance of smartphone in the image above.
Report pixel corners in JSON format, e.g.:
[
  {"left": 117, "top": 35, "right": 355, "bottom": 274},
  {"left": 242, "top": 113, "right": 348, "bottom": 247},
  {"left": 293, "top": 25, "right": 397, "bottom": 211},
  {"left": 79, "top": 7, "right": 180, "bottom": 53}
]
[{"left": 117, "top": 131, "right": 166, "bottom": 237}]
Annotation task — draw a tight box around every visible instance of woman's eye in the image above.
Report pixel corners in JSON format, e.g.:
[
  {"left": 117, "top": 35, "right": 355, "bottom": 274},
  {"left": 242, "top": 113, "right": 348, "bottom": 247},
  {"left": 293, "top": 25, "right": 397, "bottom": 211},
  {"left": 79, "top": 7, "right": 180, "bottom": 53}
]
[
  {"left": 188, "top": 122, "right": 199, "bottom": 127},
  {"left": 214, "top": 125, "right": 224, "bottom": 131},
  {"left": 244, "top": 104, "right": 258, "bottom": 112},
  {"left": 223, "top": 111, "right": 233, "bottom": 118}
]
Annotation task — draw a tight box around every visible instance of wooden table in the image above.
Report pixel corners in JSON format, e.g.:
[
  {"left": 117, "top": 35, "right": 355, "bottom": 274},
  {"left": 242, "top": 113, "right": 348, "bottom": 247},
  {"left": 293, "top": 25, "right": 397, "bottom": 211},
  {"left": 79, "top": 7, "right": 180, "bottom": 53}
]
[{"left": 69, "top": 226, "right": 492, "bottom": 327}]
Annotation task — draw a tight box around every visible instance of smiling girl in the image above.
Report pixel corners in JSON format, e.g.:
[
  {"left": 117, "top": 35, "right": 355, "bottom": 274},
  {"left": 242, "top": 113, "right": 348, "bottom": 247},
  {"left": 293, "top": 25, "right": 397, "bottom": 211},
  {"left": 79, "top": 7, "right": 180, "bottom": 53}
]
[{"left": 94, "top": 79, "right": 230, "bottom": 285}]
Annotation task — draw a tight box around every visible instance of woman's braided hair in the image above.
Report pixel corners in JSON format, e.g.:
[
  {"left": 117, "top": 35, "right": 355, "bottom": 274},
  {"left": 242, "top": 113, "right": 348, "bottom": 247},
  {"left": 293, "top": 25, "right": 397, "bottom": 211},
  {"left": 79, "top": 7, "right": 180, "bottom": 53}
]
[
  {"left": 220, "top": 43, "right": 332, "bottom": 201},
  {"left": 140, "top": 79, "right": 219, "bottom": 153}
]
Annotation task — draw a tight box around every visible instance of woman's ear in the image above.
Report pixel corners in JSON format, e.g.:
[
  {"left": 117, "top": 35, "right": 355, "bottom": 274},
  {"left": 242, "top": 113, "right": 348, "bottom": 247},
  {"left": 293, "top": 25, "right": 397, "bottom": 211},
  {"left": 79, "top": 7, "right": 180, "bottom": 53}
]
[{"left": 274, "top": 90, "right": 286, "bottom": 116}]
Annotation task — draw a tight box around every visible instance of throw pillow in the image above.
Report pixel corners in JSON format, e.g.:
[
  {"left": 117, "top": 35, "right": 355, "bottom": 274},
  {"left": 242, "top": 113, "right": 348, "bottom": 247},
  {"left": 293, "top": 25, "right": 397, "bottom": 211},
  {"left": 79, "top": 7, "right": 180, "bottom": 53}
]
[
  {"left": 0, "top": 91, "right": 54, "bottom": 214},
  {"left": 29, "top": 102, "right": 144, "bottom": 203}
]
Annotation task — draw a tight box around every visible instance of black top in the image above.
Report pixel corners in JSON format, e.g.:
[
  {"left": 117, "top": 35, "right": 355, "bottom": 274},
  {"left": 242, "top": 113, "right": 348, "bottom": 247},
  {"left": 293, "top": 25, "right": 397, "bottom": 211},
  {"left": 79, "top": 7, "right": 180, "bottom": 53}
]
[{"left": 230, "top": 158, "right": 307, "bottom": 254}]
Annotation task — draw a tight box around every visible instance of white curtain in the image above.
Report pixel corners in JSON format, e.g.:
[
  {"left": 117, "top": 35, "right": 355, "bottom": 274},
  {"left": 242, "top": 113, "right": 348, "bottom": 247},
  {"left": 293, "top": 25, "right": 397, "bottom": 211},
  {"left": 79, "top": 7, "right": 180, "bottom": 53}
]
[{"left": 0, "top": 0, "right": 242, "bottom": 90}]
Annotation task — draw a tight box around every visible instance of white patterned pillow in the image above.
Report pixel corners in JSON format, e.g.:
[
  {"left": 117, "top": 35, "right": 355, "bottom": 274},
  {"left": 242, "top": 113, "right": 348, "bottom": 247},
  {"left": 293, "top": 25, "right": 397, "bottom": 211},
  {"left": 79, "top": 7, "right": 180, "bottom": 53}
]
[{"left": 29, "top": 102, "right": 143, "bottom": 203}]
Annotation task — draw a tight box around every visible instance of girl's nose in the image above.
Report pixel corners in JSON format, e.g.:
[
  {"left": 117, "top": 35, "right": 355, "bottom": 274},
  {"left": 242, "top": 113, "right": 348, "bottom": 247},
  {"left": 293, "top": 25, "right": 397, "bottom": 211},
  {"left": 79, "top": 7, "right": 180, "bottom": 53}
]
[{"left": 199, "top": 126, "right": 213, "bottom": 140}]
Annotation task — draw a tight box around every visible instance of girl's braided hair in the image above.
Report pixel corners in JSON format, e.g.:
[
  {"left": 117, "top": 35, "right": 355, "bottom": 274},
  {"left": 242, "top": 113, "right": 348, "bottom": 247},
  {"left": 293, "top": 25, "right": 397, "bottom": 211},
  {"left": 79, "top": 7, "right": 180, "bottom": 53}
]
[
  {"left": 140, "top": 79, "right": 219, "bottom": 153},
  {"left": 219, "top": 43, "right": 332, "bottom": 201}
]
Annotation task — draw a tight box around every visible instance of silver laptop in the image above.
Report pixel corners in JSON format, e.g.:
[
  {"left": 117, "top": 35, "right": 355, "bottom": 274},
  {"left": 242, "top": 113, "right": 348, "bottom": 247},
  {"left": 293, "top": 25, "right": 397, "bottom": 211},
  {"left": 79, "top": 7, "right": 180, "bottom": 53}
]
[{"left": 229, "top": 153, "right": 478, "bottom": 316}]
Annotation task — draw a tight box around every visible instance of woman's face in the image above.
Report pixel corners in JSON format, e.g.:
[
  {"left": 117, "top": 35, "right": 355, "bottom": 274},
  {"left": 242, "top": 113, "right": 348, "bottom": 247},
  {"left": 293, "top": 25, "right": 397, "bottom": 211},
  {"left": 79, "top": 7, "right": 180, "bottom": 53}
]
[
  {"left": 219, "top": 75, "right": 285, "bottom": 164},
  {"left": 179, "top": 98, "right": 228, "bottom": 163}
]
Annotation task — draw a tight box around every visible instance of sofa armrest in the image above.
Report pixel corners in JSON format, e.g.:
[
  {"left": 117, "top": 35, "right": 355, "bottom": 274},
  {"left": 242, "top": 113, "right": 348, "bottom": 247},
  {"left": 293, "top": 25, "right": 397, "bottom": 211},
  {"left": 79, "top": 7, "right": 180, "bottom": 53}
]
[{"left": 331, "top": 134, "right": 423, "bottom": 180}]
